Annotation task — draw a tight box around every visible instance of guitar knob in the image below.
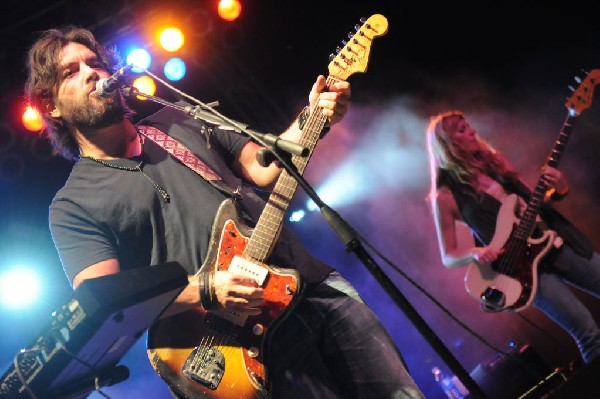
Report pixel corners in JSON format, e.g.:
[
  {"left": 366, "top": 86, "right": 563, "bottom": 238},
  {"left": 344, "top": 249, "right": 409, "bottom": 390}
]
[
  {"left": 252, "top": 323, "right": 264, "bottom": 336},
  {"left": 248, "top": 347, "right": 260, "bottom": 358}
]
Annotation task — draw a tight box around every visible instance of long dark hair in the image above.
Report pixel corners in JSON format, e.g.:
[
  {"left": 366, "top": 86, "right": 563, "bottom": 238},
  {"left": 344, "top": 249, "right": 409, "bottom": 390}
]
[{"left": 24, "top": 26, "right": 124, "bottom": 160}]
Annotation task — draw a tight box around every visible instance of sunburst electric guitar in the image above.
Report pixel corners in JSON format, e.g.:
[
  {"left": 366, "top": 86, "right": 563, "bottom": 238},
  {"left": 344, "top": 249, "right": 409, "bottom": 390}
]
[
  {"left": 146, "top": 15, "right": 388, "bottom": 399},
  {"left": 464, "top": 69, "right": 600, "bottom": 313}
]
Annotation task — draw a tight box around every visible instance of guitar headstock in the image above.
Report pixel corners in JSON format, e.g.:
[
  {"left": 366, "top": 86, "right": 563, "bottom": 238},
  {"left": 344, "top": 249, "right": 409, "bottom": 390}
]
[
  {"left": 327, "top": 14, "right": 388, "bottom": 80},
  {"left": 565, "top": 69, "right": 600, "bottom": 116}
]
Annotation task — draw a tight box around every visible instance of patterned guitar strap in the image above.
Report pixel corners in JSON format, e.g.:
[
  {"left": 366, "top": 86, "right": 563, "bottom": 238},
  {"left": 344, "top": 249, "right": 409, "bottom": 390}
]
[{"left": 138, "top": 125, "right": 242, "bottom": 199}]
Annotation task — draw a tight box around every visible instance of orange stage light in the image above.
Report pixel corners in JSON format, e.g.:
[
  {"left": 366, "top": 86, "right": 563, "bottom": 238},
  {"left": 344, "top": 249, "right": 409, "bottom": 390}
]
[
  {"left": 217, "top": 0, "right": 242, "bottom": 22},
  {"left": 22, "top": 105, "right": 44, "bottom": 132}
]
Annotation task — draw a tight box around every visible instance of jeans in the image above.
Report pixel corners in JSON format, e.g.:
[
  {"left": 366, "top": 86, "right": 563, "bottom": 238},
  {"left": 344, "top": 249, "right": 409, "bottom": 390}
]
[
  {"left": 534, "top": 244, "right": 600, "bottom": 363},
  {"left": 267, "top": 271, "right": 424, "bottom": 399}
]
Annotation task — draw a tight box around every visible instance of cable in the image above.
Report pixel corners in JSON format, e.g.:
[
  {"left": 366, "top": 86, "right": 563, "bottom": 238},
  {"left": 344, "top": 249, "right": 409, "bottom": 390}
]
[
  {"left": 133, "top": 67, "right": 277, "bottom": 152},
  {"left": 516, "top": 312, "right": 572, "bottom": 353},
  {"left": 13, "top": 349, "right": 40, "bottom": 399},
  {"left": 57, "top": 345, "right": 113, "bottom": 398}
]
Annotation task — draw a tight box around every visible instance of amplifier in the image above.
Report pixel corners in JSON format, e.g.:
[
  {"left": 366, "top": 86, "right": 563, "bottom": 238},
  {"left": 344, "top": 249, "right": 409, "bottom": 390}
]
[{"left": 0, "top": 262, "right": 187, "bottom": 399}]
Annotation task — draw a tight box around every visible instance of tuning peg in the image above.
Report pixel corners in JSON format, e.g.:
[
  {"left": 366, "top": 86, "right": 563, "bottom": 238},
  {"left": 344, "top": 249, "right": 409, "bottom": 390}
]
[
  {"left": 336, "top": 46, "right": 342, "bottom": 53},
  {"left": 581, "top": 68, "right": 589, "bottom": 75},
  {"left": 568, "top": 85, "right": 575, "bottom": 92},
  {"left": 574, "top": 76, "right": 582, "bottom": 84},
  {"left": 359, "top": 17, "right": 366, "bottom": 23},
  {"left": 354, "top": 24, "right": 360, "bottom": 31},
  {"left": 341, "top": 40, "right": 347, "bottom": 46},
  {"left": 329, "top": 53, "right": 335, "bottom": 62}
]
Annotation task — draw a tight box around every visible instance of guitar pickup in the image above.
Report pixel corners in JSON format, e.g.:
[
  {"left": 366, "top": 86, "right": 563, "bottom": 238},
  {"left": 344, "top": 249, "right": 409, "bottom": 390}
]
[{"left": 229, "top": 256, "right": 269, "bottom": 286}]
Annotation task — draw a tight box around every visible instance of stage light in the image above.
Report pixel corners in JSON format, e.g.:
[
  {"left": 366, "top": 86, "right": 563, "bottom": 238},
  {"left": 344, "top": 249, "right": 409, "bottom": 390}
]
[
  {"left": 126, "top": 48, "right": 152, "bottom": 72},
  {"left": 22, "top": 105, "right": 44, "bottom": 132},
  {"left": 132, "top": 75, "right": 156, "bottom": 100},
  {"left": 217, "top": 0, "right": 242, "bottom": 22},
  {"left": 289, "top": 209, "right": 306, "bottom": 222},
  {"left": 164, "top": 57, "right": 186, "bottom": 81},
  {"left": 159, "top": 27, "right": 185, "bottom": 52},
  {"left": 0, "top": 268, "right": 41, "bottom": 309}
]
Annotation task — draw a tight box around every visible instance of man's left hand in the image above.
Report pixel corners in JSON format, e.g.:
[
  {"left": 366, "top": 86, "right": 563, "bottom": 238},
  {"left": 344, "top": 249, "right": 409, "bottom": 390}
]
[{"left": 308, "top": 75, "right": 351, "bottom": 127}]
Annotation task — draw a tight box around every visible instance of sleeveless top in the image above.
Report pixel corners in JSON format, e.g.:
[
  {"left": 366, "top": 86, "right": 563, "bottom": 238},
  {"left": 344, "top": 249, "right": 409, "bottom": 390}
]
[{"left": 439, "top": 170, "right": 593, "bottom": 259}]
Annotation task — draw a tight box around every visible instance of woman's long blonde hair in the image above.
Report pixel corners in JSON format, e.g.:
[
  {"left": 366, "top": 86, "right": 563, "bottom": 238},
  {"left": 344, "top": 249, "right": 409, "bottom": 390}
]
[{"left": 426, "top": 110, "right": 517, "bottom": 199}]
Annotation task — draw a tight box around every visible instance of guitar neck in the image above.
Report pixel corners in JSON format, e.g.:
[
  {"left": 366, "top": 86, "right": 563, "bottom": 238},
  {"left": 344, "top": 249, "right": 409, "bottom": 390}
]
[
  {"left": 516, "top": 112, "right": 577, "bottom": 239},
  {"left": 244, "top": 76, "right": 340, "bottom": 261},
  {"left": 239, "top": 13, "right": 389, "bottom": 261}
]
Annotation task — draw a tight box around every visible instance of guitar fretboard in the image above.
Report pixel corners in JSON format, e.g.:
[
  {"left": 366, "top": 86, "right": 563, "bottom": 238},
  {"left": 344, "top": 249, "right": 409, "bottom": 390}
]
[
  {"left": 515, "top": 113, "right": 575, "bottom": 240},
  {"left": 244, "top": 76, "right": 340, "bottom": 262}
]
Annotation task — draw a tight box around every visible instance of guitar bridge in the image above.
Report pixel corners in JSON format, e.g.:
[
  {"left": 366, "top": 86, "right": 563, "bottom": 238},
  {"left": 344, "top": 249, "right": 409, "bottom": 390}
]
[{"left": 182, "top": 345, "right": 225, "bottom": 390}]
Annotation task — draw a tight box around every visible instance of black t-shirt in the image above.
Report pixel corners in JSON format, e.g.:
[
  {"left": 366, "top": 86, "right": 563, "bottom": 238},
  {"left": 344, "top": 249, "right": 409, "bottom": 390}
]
[{"left": 50, "top": 105, "right": 333, "bottom": 286}]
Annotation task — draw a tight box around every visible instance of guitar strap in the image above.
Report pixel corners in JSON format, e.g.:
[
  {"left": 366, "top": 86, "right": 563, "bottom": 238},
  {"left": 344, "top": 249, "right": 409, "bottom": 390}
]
[{"left": 138, "top": 125, "right": 242, "bottom": 199}]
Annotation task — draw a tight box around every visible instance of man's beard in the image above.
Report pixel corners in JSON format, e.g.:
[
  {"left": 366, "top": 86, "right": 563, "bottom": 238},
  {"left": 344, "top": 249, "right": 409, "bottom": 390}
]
[{"left": 58, "top": 93, "right": 125, "bottom": 132}]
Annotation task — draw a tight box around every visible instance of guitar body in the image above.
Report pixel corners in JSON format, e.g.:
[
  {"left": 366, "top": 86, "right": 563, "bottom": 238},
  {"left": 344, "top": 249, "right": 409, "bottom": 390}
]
[
  {"left": 464, "top": 194, "right": 556, "bottom": 312},
  {"left": 147, "top": 199, "right": 302, "bottom": 399}
]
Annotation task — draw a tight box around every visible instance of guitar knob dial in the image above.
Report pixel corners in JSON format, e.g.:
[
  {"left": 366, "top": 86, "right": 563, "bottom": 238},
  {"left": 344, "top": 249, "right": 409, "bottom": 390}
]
[
  {"left": 248, "top": 346, "right": 260, "bottom": 358},
  {"left": 253, "top": 323, "right": 264, "bottom": 336},
  {"left": 285, "top": 284, "right": 294, "bottom": 295}
]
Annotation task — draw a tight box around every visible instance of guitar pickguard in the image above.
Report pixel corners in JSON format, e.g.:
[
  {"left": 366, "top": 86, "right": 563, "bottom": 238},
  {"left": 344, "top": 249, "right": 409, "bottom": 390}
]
[{"left": 464, "top": 194, "right": 556, "bottom": 312}]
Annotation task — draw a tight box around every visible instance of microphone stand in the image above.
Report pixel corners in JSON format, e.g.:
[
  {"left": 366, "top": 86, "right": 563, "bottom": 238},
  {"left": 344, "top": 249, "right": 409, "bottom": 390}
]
[
  {"left": 123, "top": 86, "right": 486, "bottom": 399},
  {"left": 278, "top": 173, "right": 487, "bottom": 399},
  {"left": 122, "top": 87, "right": 309, "bottom": 159}
]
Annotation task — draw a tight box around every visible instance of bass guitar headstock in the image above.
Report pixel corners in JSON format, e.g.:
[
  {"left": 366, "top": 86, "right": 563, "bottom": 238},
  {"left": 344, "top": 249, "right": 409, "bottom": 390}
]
[{"left": 565, "top": 69, "right": 600, "bottom": 116}]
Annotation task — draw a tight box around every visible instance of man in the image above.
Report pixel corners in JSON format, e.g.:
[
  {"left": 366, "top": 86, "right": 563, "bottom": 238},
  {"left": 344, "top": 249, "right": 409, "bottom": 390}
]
[
  {"left": 25, "top": 26, "right": 424, "bottom": 398},
  {"left": 426, "top": 110, "right": 600, "bottom": 365}
]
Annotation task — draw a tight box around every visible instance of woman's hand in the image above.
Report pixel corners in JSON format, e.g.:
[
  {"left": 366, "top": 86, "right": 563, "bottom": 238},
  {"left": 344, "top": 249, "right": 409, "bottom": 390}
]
[
  {"left": 472, "top": 247, "right": 504, "bottom": 264},
  {"left": 541, "top": 166, "right": 568, "bottom": 194}
]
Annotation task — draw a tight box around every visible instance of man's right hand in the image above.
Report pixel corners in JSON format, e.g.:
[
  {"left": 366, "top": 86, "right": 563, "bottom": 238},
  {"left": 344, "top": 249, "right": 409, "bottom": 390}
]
[{"left": 212, "top": 270, "right": 265, "bottom": 315}]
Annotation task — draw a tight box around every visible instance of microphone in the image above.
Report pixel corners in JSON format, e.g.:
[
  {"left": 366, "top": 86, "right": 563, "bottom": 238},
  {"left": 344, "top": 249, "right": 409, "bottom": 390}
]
[{"left": 96, "top": 64, "right": 135, "bottom": 98}]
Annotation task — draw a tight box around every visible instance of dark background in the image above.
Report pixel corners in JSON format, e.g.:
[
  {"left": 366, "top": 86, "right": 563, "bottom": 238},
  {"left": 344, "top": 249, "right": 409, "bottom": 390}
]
[{"left": 2, "top": 1, "right": 600, "bottom": 398}]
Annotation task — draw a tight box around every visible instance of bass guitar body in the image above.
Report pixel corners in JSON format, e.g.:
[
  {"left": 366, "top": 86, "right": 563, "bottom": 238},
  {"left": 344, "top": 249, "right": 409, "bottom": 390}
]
[
  {"left": 147, "top": 199, "right": 301, "bottom": 399},
  {"left": 464, "top": 194, "right": 556, "bottom": 312}
]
